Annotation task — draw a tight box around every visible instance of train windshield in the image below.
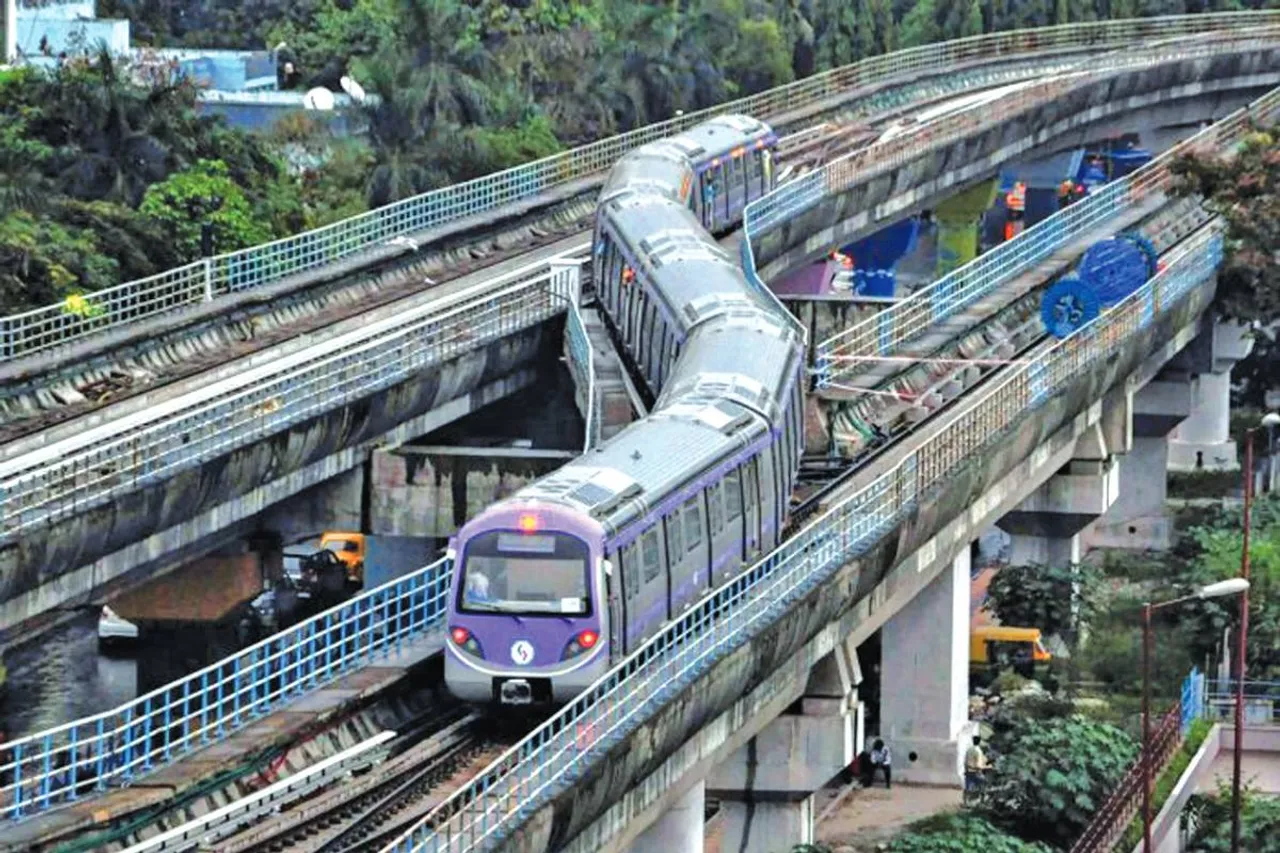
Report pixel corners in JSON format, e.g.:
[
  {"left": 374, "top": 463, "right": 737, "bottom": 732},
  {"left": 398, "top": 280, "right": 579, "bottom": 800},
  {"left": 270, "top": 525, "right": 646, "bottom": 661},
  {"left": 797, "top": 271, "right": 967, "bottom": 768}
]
[{"left": 458, "top": 531, "right": 592, "bottom": 616}]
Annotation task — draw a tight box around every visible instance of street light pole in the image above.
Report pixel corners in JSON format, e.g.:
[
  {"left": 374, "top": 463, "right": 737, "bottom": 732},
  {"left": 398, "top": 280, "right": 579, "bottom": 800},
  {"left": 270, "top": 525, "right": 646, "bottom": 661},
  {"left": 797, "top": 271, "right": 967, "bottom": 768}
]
[
  {"left": 1141, "top": 578, "right": 1250, "bottom": 853},
  {"left": 1142, "top": 601, "right": 1154, "bottom": 853},
  {"left": 1230, "top": 430, "right": 1254, "bottom": 853}
]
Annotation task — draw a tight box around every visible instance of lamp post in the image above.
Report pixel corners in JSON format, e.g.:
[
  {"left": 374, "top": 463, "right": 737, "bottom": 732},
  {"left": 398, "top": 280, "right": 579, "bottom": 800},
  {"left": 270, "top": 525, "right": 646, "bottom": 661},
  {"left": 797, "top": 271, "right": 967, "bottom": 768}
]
[
  {"left": 1229, "top": 423, "right": 1265, "bottom": 853},
  {"left": 1142, "top": 577, "right": 1251, "bottom": 853},
  {"left": 1262, "top": 412, "right": 1280, "bottom": 494}
]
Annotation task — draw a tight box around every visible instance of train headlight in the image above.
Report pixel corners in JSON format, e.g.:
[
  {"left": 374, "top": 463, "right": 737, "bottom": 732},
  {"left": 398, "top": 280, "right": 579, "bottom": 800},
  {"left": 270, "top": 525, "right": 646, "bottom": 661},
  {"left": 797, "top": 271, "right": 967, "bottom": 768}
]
[
  {"left": 449, "top": 626, "right": 485, "bottom": 658},
  {"left": 561, "top": 629, "right": 600, "bottom": 661}
]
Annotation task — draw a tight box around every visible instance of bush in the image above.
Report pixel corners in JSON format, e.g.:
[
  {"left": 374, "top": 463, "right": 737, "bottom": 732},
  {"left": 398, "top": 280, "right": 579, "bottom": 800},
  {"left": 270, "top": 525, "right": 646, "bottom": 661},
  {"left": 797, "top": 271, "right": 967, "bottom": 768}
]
[
  {"left": 1184, "top": 784, "right": 1280, "bottom": 852},
  {"left": 1168, "top": 470, "right": 1241, "bottom": 499},
  {"left": 881, "top": 813, "right": 1052, "bottom": 853},
  {"left": 984, "top": 715, "right": 1137, "bottom": 847}
]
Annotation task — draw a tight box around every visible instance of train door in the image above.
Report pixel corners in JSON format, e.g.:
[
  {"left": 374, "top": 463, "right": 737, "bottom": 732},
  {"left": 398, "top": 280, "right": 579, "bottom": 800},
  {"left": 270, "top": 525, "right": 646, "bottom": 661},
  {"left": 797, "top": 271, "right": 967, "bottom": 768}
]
[
  {"left": 603, "top": 551, "right": 624, "bottom": 660},
  {"left": 682, "top": 494, "right": 710, "bottom": 597},
  {"left": 707, "top": 481, "right": 735, "bottom": 587},
  {"left": 640, "top": 526, "right": 668, "bottom": 627},
  {"left": 758, "top": 444, "right": 779, "bottom": 550},
  {"left": 723, "top": 467, "right": 745, "bottom": 568},
  {"left": 621, "top": 538, "right": 650, "bottom": 651},
  {"left": 665, "top": 510, "right": 685, "bottom": 615},
  {"left": 743, "top": 456, "right": 762, "bottom": 559}
]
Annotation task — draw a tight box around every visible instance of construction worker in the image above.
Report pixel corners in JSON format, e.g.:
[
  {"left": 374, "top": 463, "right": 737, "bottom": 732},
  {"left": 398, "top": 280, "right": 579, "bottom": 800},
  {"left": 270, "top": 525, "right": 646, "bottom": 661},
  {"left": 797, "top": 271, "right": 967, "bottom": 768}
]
[
  {"left": 1057, "top": 178, "right": 1075, "bottom": 211},
  {"left": 1003, "top": 181, "right": 1027, "bottom": 242}
]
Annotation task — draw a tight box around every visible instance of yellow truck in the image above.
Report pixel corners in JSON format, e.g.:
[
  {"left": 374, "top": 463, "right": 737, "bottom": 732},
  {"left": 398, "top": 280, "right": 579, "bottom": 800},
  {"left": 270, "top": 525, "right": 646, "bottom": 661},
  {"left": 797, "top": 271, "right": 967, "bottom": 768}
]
[{"left": 970, "top": 625, "right": 1052, "bottom": 684}]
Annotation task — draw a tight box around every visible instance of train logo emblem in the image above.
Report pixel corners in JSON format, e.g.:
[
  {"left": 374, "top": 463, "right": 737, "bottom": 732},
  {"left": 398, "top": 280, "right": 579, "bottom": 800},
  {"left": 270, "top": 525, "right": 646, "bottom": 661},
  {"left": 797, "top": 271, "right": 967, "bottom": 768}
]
[{"left": 510, "top": 640, "right": 535, "bottom": 666}]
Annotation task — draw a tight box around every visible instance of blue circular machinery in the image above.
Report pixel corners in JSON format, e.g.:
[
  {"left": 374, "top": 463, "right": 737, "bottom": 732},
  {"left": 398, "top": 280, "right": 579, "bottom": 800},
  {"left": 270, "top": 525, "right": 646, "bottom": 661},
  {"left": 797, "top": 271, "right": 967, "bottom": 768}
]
[
  {"left": 1077, "top": 236, "right": 1152, "bottom": 305},
  {"left": 1121, "top": 231, "right": 1159, "bottom": 278},
  {"left": 1040, "top": 275, "right": 1101, "bottom": 339}
]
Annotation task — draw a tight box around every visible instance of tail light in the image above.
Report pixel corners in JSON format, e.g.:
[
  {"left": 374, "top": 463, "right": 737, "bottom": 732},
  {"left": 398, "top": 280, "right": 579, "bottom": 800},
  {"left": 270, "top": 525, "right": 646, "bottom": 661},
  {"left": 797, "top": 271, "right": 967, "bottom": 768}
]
[
  {"left": 450, "top": 626, "right": 484, "bottom": 658},
  {"left": 562, "top": 629, "right": 602, "bottom": 661}
]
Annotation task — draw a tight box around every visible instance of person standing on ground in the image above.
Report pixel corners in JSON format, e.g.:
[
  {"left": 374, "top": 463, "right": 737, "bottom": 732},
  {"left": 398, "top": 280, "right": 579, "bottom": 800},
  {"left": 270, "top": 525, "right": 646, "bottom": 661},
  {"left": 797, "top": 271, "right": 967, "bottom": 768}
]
[
  {"left": 964, "top": 734, "right": 988, "bottom": 800},
  {"left": 870, "top": 738, "right": 892, "bottom": 789}
]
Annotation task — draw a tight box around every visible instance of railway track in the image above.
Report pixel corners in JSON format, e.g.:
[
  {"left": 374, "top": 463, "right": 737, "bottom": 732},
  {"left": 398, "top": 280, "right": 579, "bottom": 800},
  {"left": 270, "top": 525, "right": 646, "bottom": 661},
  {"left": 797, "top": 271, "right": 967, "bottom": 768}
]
[{"left": 218, "top": 713, "right": 510, "bottom": 853}]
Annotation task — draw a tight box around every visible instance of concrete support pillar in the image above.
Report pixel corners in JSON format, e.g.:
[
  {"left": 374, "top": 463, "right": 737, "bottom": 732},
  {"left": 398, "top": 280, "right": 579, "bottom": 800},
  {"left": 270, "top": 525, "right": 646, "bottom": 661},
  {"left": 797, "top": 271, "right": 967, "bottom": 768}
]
[
  {"left": 708, "top": 638, "right": 860, "bottom": 852},
  {"left": 627, "top": 780, "right": 704, "bottom": 853},
  {"left": 879, "top": 547, "right": 972, "bottom": 786},
  {"left": 717, "top": 798, "right": 815, "bottom": 853},
  {"left": 1168, "top": 319, "right": 1252, "bottom": 472},
  {"left": 997, "top": 450, "right": 1119, "bottom": 567},
  {"left": 935, "top": 178, "right": 999, "bottom": 276},
  {"left": 1169, "top": 370, "right": 1236, "bottom": 471},
  {"left": 1089, "top": 374, "right": 1191, "bottom": 550}
]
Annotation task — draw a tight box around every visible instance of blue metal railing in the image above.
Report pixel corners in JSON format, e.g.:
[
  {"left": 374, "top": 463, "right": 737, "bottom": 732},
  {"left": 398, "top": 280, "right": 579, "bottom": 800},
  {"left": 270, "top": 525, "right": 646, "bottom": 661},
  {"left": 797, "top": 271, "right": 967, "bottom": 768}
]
[
  {"left": 0, "top": 558, "right": 452, "bottom": 821},
  {"left": 382, "top": 220, "right": 1225, "bottom": 852},
  {"left": 1181, "top": 667, "right": 1206, "bottom": 736}
]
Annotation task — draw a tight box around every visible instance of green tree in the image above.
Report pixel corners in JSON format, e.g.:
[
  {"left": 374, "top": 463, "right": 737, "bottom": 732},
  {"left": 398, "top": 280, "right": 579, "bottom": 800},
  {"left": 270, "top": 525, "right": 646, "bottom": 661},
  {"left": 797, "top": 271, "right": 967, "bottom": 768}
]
[
  {"left": 984, "top": 715, "right": 1137, "bottom": 847},
  {"left": 1185, "top": 786, "right": 1280, "bottom": 853},
  {"left": 899, "top": 0, "right": 943, "bottom": 47},
  {"left": 139, "top": 159, "right": 272, "bottom": 260},
  {"left": 883, "top": 813, "right": 1053, "bottom": 853},
  {"left": 1170, "top": 125, "right": 1280, "bottom": 326},
  {"left": 985, "top": 561, "right": 1105, "bottom": 640}
]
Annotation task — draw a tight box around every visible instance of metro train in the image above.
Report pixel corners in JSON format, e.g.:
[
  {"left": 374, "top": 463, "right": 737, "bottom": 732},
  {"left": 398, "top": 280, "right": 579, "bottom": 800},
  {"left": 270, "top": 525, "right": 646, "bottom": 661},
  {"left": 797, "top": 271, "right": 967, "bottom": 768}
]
[{"left": 444, "top": 114, "right": 805, "bottom": 706}]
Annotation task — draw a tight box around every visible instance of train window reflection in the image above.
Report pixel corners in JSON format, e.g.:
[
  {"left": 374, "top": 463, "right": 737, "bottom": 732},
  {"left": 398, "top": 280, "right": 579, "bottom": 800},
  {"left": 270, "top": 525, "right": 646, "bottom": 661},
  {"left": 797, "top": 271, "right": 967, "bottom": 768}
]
[{"left": 459, "top": 531, "right": 591, "bottom": 616}]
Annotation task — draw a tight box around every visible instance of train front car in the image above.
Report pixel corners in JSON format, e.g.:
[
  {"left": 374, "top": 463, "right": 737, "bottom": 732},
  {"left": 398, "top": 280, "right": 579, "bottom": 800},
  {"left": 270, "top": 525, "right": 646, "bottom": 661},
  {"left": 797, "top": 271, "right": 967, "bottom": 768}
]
[
  {"left": 444, "top": 502, "right": 609, "bottom": 707},
  {"left": 672, "top": 115, "right": 778, "bottom": 234}
]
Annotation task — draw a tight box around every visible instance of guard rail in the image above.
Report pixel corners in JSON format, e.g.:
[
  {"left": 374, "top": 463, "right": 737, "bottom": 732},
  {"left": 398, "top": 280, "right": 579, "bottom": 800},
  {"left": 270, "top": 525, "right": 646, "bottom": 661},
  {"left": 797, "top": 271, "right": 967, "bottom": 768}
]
[
  {"left": 0, "top": 246, "right": 590, "bottom": 544},
  {"left": 381, "top": 205, "right": 1227, "bottom": 851},
  {"left": 742, "top": 41, "right": 1280, "bottom": 391},
  {"left": 3, "top": 12, "right": 1278, "bottom": 359},
  {"left": 0, "top": 561, "right": 447, "bottom": 821}
]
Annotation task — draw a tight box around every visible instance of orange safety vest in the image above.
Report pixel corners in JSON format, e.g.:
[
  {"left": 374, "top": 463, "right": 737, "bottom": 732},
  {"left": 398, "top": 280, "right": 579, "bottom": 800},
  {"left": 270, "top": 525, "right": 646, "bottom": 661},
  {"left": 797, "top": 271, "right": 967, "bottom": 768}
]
[{"left": 1057, "top": 179, "right": 1073, "bottom": 198}]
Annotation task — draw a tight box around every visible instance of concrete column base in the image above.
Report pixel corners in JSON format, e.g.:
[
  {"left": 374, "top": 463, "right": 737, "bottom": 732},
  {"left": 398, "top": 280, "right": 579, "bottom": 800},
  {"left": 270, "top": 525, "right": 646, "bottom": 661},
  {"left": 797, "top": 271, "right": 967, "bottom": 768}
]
[
  {"left": 1007, "top": 532, "right": 1081, "bottom": 567},
  {"left": 627, "top": 780, "right": 704, "bottom": 853},
  {"left": 888, "top": 719, "right": 979, "bottom": 787},
  {"left": 1167, "top": 439, "right": 1239, "bottom": 473},
  {"left": 717, "top": 796, "right": 814, "bottom": 853},
  {"left": 1087, "top": 435, "right": 1174, "bottom": 551}
]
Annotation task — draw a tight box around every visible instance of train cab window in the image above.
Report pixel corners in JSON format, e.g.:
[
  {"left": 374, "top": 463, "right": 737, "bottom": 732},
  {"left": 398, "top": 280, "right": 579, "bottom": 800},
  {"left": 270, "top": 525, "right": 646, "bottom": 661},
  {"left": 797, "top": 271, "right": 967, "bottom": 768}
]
[
  {"left": 708, "top": 483, "right": 724, "bottom": 534},
  {"left": 458, "top": 531, "right": 592, "bottom": 616},
  {"left": 641, "top": 528, "right": 662, "bottom": 583},
  {"left": 725, "top": 468, "right": 742, "bottom": 520},
  {"left": 666, "top": 513, "right": 684, "bottom": 563},
  {"left": 683, "top": 498, "right": 703, "bottom": 551}
]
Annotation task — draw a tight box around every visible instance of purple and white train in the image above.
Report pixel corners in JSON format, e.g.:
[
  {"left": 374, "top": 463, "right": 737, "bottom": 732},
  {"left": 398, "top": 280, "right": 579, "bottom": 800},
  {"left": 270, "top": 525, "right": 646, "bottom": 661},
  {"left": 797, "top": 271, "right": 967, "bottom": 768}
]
[{"left": 445, "top": 115, "right": 807, "bottom": 706}]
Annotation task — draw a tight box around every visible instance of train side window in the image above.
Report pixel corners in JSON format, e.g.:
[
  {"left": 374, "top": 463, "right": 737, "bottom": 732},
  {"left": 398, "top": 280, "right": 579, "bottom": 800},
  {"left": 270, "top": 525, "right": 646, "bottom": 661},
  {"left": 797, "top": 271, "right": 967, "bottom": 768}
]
[
  {"left": 708, "top": 482, "right": 724, "bottom": 533},
  {"left": 683, "top": 498, "right": 703, "bottom": 551},
  {"left": 666, "top": 513, "right": 684, "bottom": 563},
  {"left": 641, "top": 528, "right": 662, "bottom": 583},
  {"left": 725, "top": 468, "right": 742, "bottom": 520}
]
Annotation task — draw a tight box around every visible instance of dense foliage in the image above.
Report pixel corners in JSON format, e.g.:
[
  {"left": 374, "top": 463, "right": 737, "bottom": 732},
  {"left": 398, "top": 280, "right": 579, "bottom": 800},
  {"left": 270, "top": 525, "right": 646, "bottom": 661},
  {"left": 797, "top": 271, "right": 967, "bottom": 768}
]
[
  {"left": 877, "top": 814, "right": 1054, "bottom": 853},
  {"left": 0, "top": 53, "right": 364, "bottom": 313},
  {"left": 982, "top": 715, "right": 1137, "bottom": 847},
  {"left": 1184, "top": 786, "right": 1280, "bottom": 853},
  {"left": 984, "top": 561, "right": 1104, "bottom": 639},
  {"left": 1171, "top": 124, "right": 1280, "bottom": 406}
]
